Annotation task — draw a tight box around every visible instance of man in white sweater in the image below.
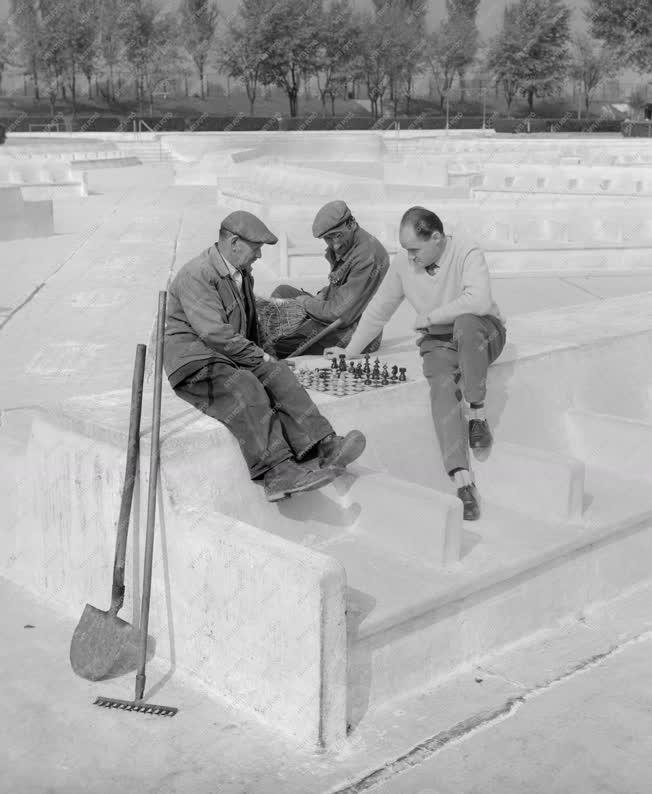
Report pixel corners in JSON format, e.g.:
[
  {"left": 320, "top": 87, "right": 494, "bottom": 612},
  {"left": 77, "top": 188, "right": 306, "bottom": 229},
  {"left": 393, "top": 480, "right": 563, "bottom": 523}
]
[{"left": 325, "top": 206, "right": 506, "bottom": 520}]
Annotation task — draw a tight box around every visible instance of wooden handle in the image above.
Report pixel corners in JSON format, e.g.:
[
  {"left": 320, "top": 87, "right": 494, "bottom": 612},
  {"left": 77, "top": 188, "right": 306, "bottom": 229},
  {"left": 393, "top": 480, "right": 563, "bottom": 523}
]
[
  {"left": 288, "top": 317, "right": 344, "bottom": 357},
  {"left": 110, "top": 344, "right": 147, "bottom": 615},
  {"left": 135, "top": 291, "right": 167, "bottom": 701}
]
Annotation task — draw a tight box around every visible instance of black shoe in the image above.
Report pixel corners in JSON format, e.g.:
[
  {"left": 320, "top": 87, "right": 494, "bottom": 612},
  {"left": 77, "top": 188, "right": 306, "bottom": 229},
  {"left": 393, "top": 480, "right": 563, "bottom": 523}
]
[
  {"left": 318, "top": 430, "right": 366, "bottom": 469},
  {"left": 264, "top": 459, "right": 338, "bottom": 502},
  {"left": 457, "top": 484, "right": 481, "bottom": 521},
  {"left": 469, "top": 419, "right": 493, "bottom": 450}
]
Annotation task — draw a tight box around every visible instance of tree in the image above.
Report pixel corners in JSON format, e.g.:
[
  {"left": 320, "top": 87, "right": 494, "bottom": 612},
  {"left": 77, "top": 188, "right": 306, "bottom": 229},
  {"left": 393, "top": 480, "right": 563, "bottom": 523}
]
[
  {"left": 355, "top": 11, "right": 391, "bottom": 119},
  {"left": 378, "top": 0, "right": 427, "bottom": 116},
  {"left": 486, "top": 4, "right": 524, "bottom": 111},
  {"left": 219, "top": 0, "right": 271, "bottom": 115},
  {"left": 98, "top": 0, "right": 129, "bottom": 103},
  {"left": 586, "top": 0, "right": 652, "bottom": 74},
  {"left": 446, "top": 0, "right": 480, "bottom": 102},
  {"left": 179, "top": 0, "right": 218, "bottom": 100},
  {"left": 257, "top": 0, "right": 322, "bottom": 117},
  {"left": 314, "top": 0, "right": 358, "bottom": 116},
  {"left": 120, "top": 0, "right": 172, "bottom": 112},
  {"left": 570, "top": 33, "right": 618, "bottom": 118},
  {"left": 0, "top": 20, "right": 9, "bottom": 94},
  {"left": 8, "top": 0, "right": 41, "bottom": 99},
  {"left": 487, "top": 0, "right": 571, "bottom": 114},
  {"left": 516, "top": 0, "right": 571, "bottom": 112},
  {"left": 427, "top": 11, "right": 478, "bottom": 110}
]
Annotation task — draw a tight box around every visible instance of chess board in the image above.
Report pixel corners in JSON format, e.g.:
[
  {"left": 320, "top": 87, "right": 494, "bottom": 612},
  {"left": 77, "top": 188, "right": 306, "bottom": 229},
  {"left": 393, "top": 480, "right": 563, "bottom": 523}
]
[{"left": 293, "top": 355, "right": 408, "bottom": 398}]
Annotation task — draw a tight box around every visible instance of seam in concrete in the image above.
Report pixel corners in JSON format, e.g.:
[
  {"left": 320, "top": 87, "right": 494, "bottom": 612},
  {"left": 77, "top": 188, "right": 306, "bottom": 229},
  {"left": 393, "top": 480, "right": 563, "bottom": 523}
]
[
  {"left": 329, "top": 629, "right": 652, "bottom": 794},
  {"left": 559, "top": 276, "right": 604, "bottom": 299},
  {"left": 0, "top": 194, "right": 125, "bottom": 333}
]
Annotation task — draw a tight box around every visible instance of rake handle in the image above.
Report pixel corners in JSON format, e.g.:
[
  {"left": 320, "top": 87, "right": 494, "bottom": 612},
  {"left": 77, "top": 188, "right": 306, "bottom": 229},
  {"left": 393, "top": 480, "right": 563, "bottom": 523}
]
[
  {"left": 288, "top": 317, "right": 343, "bottom": 357},
  {"left": 136, "top": 291, "right": 166, "bottom": 702},
  {"left": 110, "top": 344, "right": 147, "bottom": 615}
]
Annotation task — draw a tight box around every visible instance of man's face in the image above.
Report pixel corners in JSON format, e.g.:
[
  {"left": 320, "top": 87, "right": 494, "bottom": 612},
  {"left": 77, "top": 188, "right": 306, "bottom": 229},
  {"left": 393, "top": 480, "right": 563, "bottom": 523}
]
[
  {"left": 322, "top": 221, "right": 356, "bottom": 258},
  {"left": 399, "top": 223, "right": 443, "bottom": 270},
  {"left": 225, "top": 234, "right": 263, "bottom": 270}
]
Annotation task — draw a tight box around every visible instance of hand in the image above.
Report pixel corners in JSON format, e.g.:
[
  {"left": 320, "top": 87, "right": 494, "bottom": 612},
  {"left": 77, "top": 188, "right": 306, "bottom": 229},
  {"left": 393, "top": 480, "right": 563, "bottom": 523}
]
[
  {"left": 413, "top": 313, "right": 431, "bottom": 331},
  {"left": 323, "top": 346, "right": 347, "bottom": 362},
  {"left": 262, "top": 352, "right": 276, "bottom": 363}
]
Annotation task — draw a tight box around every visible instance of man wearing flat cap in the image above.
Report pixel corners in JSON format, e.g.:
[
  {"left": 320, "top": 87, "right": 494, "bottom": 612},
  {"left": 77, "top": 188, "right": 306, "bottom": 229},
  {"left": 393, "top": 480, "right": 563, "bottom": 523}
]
[
  {"left": 165, "top": 210, "right": 366, "bottom": 501},
  {"left": 263, "top": 200, "right": 389, "bottom": 357}
]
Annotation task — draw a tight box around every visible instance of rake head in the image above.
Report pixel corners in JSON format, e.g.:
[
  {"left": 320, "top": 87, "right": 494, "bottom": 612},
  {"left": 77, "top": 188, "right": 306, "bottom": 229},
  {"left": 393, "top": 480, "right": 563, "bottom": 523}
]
[{"left": 94, "top": 695, "right": 178, "bottom": 717}]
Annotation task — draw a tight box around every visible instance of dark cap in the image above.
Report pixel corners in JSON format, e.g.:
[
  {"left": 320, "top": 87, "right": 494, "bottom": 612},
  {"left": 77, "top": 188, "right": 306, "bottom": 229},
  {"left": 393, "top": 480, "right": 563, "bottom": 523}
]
[
  {"left": 221, "top": 211, "right": 278, "bottom": 245},
  {"left": 312, "top": 200, "right": 352, "bottom": 238}
]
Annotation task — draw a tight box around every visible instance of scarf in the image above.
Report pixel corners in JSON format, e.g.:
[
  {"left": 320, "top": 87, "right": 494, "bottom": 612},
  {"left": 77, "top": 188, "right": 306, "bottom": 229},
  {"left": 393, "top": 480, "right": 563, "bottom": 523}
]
[{"left": 240, "top": 266, "right": 260, "bottom": 346}]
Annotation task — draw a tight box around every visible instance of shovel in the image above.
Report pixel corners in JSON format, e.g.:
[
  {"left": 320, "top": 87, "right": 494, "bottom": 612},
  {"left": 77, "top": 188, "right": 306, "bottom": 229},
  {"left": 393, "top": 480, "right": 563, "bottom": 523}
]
[{"left": 69, "top": 343, "right": 147, "bottom": 681}]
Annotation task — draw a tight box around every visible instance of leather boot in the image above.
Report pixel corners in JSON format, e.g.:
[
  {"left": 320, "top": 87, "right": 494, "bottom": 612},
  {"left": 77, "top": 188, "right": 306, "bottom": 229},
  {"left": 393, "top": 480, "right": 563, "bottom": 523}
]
[
  {"left": 264, "top": 458, "right": 337, "bottom": 502},
  {"left": 469, "top": 419, "right": 493, "bottom": 450},
  {"left": 457, "top": 484, "right": 481, "bottom": 520},
  {"left": 318, "top": 430, "right": 366, "bottom": 469}
]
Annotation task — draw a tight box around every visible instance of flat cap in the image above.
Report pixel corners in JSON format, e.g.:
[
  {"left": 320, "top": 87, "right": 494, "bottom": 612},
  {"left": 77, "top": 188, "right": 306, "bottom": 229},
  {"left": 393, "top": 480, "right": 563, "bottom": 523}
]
[
  {"left": 312, "top": 200, "right": 352, "bottom": 238},
  {"left": 221, "top": 211, "right": 278, "bottom": 245}
]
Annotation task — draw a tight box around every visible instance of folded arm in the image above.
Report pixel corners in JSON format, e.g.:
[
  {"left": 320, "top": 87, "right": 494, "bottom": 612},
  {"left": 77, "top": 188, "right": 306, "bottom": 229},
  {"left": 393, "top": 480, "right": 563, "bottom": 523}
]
[{"left": 425, "top": 249, "right": 494, "bottom": 326}]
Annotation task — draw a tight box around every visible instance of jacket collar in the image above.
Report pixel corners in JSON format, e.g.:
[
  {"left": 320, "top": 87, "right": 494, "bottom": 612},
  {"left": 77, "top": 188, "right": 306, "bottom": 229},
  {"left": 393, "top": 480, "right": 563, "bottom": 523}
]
[{"left": 208, "top": 243, "right": 234, "bottom": 278}]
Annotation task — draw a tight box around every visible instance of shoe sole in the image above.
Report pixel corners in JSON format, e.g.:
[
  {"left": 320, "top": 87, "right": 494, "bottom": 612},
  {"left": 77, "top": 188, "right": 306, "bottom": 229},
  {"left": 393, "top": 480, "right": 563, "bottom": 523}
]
[
  {"left": 266, "top": 468, "right": 338, "bottom": 502},
  {"left": 469, "top": 439, "right": 492, "bottom": 450},
  {"left": 322, "top": 432, "right": 366, "bottom": 469}
]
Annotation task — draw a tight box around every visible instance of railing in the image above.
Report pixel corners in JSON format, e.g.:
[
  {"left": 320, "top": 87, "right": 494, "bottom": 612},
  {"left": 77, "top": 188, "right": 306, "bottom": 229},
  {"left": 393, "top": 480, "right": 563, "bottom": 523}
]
[{"left": 130, "top": 119, "right": 163, "bottom": 160}]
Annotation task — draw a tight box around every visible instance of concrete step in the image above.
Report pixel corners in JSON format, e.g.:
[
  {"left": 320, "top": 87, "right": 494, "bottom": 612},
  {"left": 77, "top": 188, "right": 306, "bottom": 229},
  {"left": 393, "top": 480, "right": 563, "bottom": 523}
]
[{"left": 346, "top": 464, "right": 652, "bottom": 725}]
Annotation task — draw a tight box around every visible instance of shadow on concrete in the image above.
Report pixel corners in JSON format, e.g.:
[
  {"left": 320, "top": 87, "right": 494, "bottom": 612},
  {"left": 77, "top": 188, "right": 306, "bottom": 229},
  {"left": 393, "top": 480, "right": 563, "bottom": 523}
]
[{"left": 345, "top": 586, "right": 377, "bottom": 733}]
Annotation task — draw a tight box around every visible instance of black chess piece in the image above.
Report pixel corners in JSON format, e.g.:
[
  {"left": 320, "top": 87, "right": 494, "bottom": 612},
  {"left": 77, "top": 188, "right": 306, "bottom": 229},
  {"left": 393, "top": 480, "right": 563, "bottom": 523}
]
[
  {"left": 339, "top": 354, "right": 347, "bottom": 374},
  {"left": 356, "top": 363, "right": 364, "bottom": 379},
  {"left": 348, "top": 361, "right": 356, "bottom": 375},
  {"left": 331, "top": 357, "right": 338, "bottom": 370},
  {"left": 364, "top": 353, "right": 371, "bottom": 374},
  {"left": 399, "top": 367, "right": 407, "bottom": 382},
  {"left": 391, "top": 365, "right": 398, "bottom": 381},
  {"left": 382, "top": 364, "right": 389, "bottom": 380}
]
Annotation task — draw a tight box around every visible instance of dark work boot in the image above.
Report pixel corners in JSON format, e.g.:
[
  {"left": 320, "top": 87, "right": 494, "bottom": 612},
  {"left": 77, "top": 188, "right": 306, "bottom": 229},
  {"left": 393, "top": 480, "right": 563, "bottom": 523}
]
[
  {"left": 469, "top": 419, "right": 493, "bottom": 450},
  {"left": 318, "top": 430, "right": 366, "bottom": 469},
  {"left": 457, "top": 484, "right": 481, "bottom": 521},
  {"left": 264, "top": 459, "right": 338, "bottom": 502}
]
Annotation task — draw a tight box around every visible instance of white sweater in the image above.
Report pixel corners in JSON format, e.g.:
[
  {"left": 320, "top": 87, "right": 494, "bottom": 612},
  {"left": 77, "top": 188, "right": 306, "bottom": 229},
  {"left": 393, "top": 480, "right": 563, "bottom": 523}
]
[{"left": 346, "top": 232, "right": 504, "bottom": 355}]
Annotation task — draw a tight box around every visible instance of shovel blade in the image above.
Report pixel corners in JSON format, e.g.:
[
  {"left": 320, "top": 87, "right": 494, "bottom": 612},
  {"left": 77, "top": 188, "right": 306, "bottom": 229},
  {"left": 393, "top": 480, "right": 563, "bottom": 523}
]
[{"left": 70, "top": 603, "right": 140, "bottom": 681}]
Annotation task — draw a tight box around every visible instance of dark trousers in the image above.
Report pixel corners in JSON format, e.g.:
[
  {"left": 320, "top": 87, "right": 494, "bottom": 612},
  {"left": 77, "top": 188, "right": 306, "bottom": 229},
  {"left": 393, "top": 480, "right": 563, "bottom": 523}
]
[
  {"left": 269, "top": 284, "right": 381, "bottom": 358},
  {"left": 173, "top": 359, "right": 334, "bottom": 479},
  {"left": 420, "top": 313, "right": 507, "bottom": 475}
]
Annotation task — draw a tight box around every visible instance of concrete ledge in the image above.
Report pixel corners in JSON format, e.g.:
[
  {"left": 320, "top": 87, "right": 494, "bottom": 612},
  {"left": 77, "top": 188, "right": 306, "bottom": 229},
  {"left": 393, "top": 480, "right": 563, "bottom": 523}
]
[
  {"left": 473, "top": 442, "right": 585, "bottom": 522},
  {"left": 566, "top": 409, "right": 652, "bottom": 479}
]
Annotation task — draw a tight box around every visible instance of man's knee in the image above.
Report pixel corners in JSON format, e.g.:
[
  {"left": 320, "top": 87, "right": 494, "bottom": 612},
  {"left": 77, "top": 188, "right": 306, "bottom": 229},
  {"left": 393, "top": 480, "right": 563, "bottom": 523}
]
[{"left": 453, "top": 313, "right": 484, "bottom": 336}]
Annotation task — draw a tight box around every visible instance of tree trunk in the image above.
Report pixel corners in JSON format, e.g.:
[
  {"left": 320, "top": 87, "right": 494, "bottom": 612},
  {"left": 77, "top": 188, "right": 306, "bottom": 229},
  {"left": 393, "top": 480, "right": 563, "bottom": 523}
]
[
  {"left": 330, "top": 94, "right": 335, "bottom": 116},
  {"left": 320, "top": 92, "right": 327, "bottom": 116},
  {"left": 527, "top": 88, "right": 534, "bottom": 112},
  {"left": 199, "top": 67, "right": 204, "bottom": 99},
  {"left": 459, "top": 70, "right": 466, "bottom": 103},
  {"left": 185, "top": 76, "right": 188, "bottom": 96}
]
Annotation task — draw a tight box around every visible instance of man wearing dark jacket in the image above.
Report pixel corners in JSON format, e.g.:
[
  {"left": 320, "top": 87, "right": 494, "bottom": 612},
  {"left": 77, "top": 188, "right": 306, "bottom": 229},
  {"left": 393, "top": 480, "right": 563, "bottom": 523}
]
[
  {"left": 266, "top": 201, "right": 389, "bottom": 357},
  {"left": 165, "top": 211, "right": 366, "bottom": 502}
]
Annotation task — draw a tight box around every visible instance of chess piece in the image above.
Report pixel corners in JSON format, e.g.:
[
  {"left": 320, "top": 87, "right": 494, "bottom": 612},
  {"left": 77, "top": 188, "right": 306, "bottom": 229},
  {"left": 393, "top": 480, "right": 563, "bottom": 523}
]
[
  {"left": 382, "top": 364, "right": 389, "bottom": 380},
  {"left": 348, "top": 361, "right": 356, "bottom": 375},
  {"left": 364, "top": 353, "right": 371, "bottom": 374},
  {"left": 399, "top": 367, "right": 406, "bottom": 382},
  {"left": 339, "top": 353, "right": 347, "bottom": 374},
  {"left": 331, "top": 357, "right": 338, "bottom": 371},
  {"left": 391, "top": 365, "right": 398, "bottom": 382},
  {"left": 356, "top": 363, "right": 363, "bottom": 379}
]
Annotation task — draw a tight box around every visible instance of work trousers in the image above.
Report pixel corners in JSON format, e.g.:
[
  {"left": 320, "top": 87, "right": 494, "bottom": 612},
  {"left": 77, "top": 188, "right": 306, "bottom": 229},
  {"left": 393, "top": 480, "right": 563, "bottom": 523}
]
[
  {"left": 419, "top": 313, "right": 506, "bottom": 475},
  {"left": 269, "top": 284, "right": 381, "bottom": 358},
  {"left": 173, "top": 358, "right": 334, "bottom": 480}
]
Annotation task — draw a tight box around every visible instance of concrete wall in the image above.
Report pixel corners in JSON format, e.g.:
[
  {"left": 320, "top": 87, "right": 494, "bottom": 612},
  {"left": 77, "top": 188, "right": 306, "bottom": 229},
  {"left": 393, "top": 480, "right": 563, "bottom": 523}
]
[
  {"left": 0, "top": 185, "right": 53, "bottom": 240},
  {"left": 0, "top": 407, "right": 347, "bottom": 748}
]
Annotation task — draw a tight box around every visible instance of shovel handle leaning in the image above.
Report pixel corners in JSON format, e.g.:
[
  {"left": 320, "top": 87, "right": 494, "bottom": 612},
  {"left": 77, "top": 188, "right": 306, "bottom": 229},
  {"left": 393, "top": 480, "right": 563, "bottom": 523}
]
[
  {"left": 135, "top": 291, "right": 166, "bottom": 702},
  {"left": 288, "top": 317, "right": 343, "bottom": 358},
  {"left": 110, "top": 343, "right": 147, "bottom": 615}
]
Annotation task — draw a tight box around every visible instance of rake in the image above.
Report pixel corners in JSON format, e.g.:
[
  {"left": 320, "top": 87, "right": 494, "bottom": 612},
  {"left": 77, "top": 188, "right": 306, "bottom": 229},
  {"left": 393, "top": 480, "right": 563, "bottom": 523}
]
[{"left": 94, "top": 291, "right": 178, "bottom": 718}]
